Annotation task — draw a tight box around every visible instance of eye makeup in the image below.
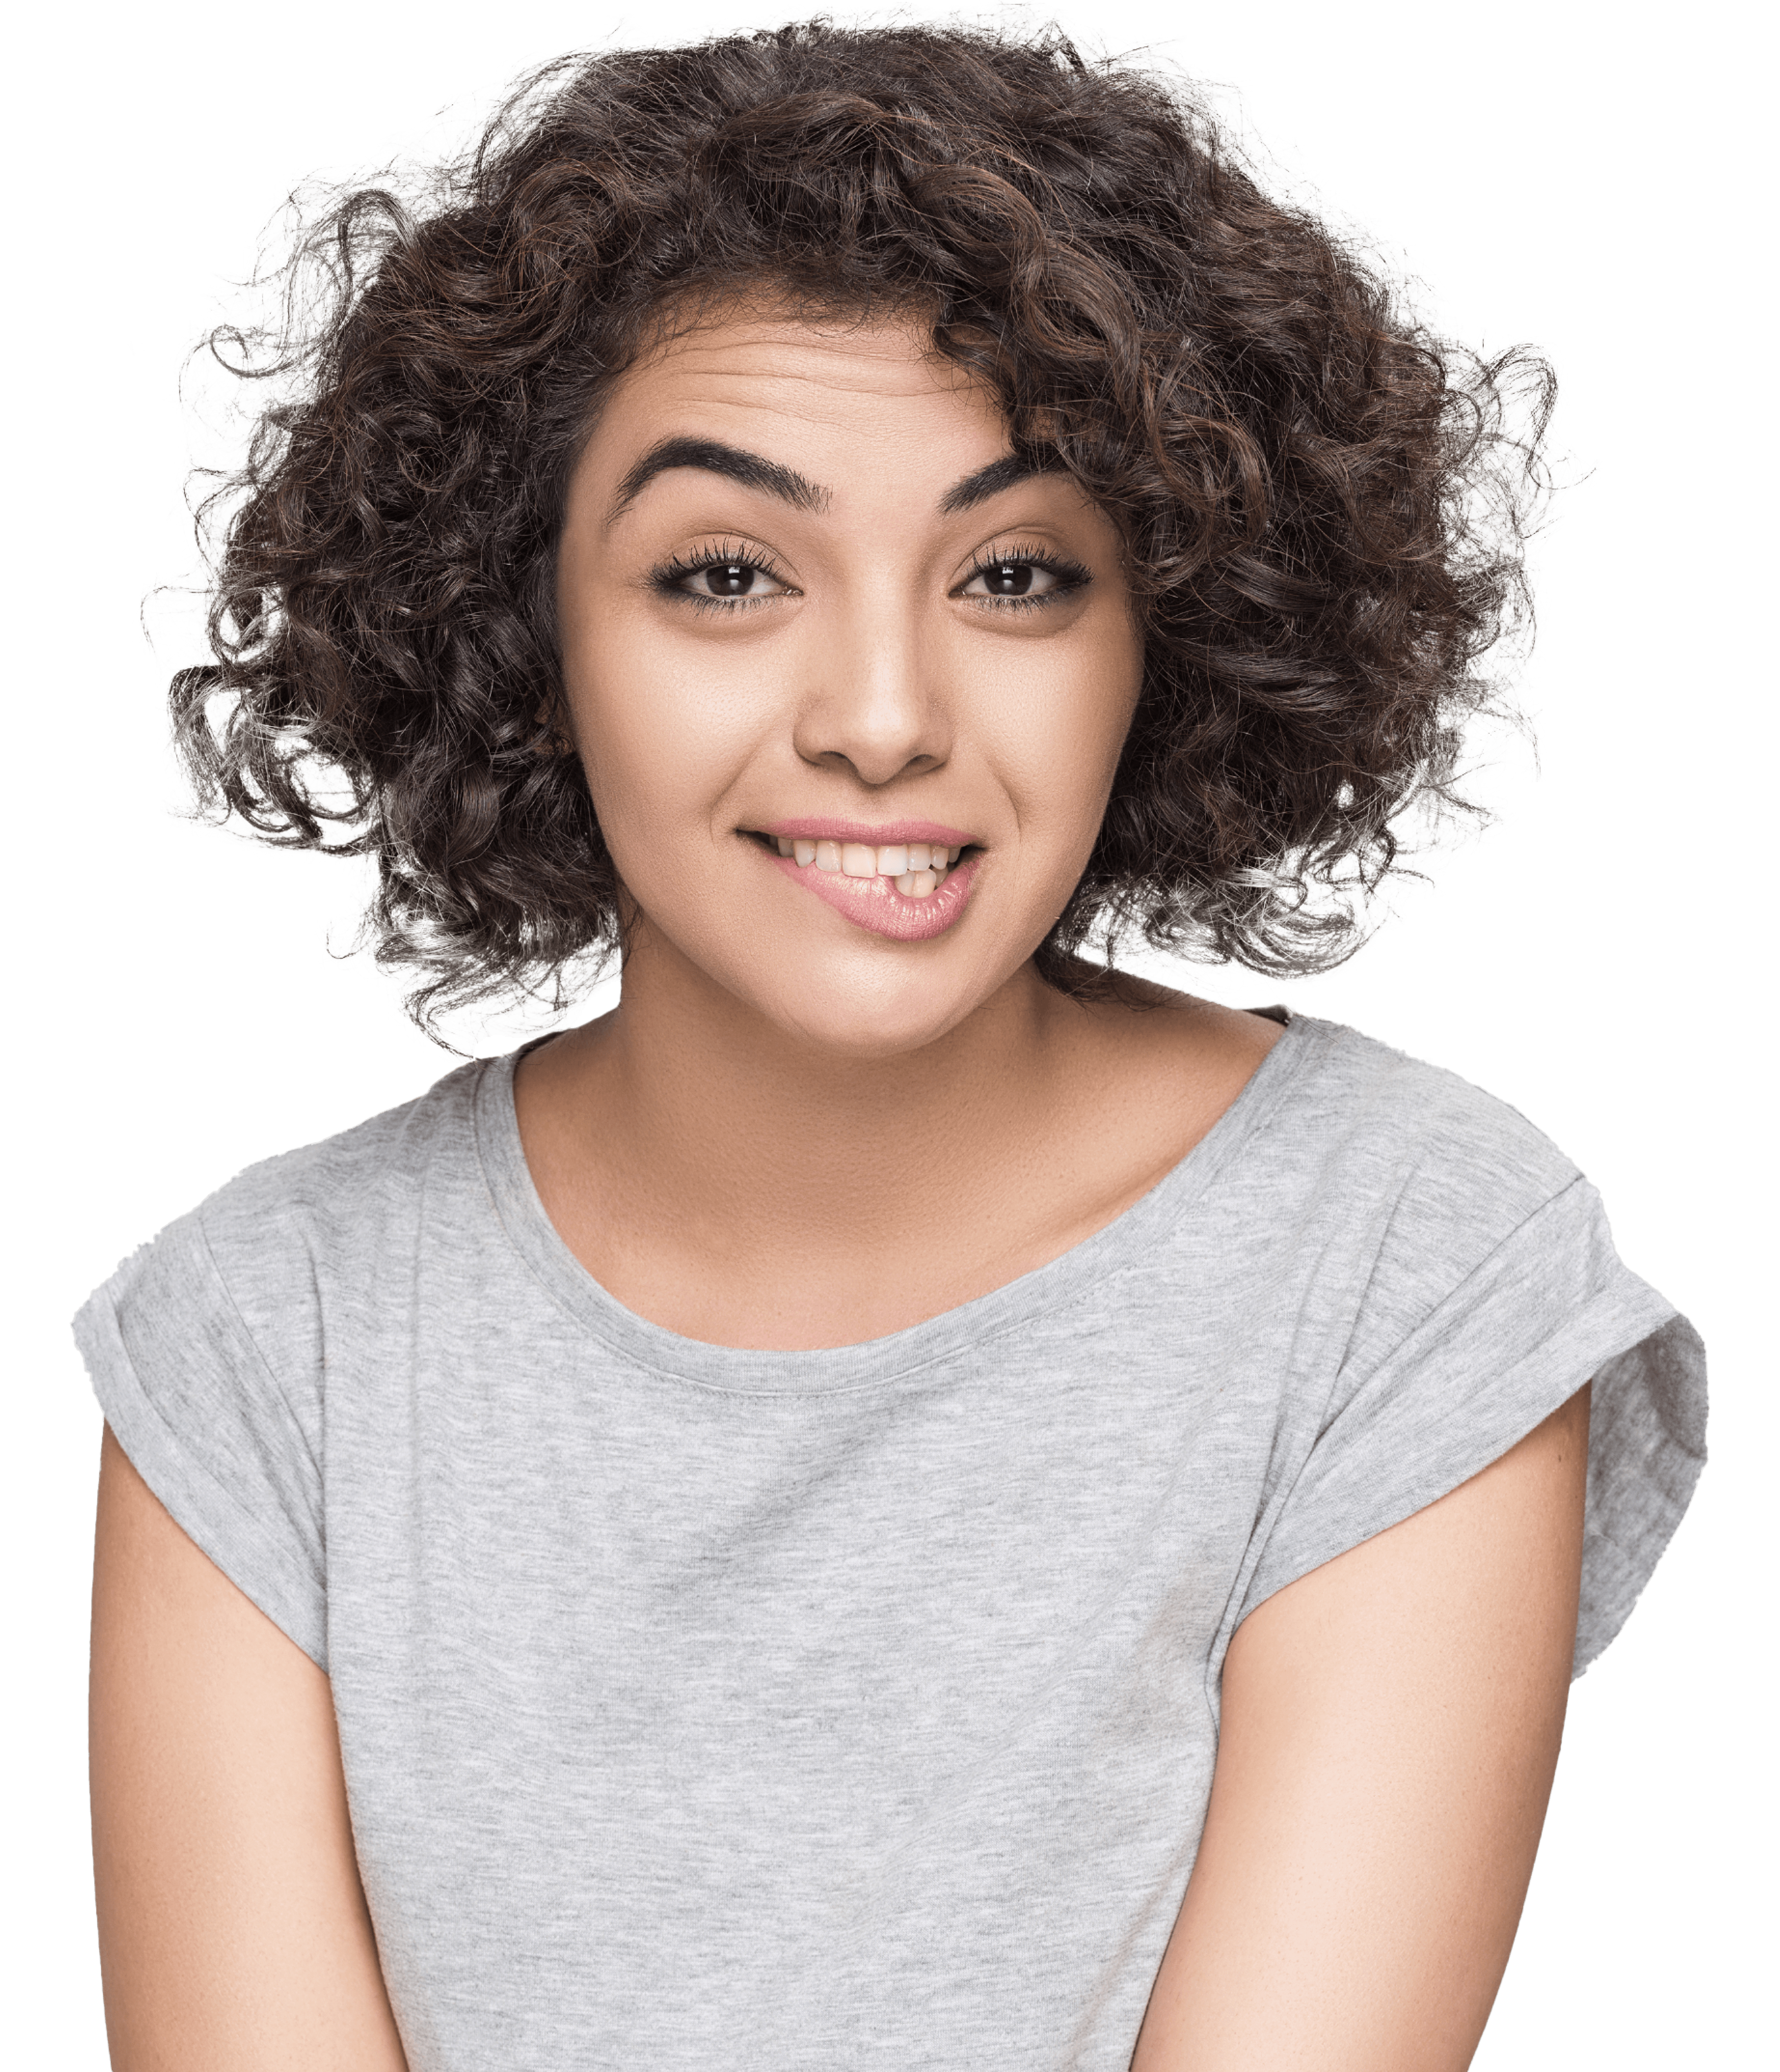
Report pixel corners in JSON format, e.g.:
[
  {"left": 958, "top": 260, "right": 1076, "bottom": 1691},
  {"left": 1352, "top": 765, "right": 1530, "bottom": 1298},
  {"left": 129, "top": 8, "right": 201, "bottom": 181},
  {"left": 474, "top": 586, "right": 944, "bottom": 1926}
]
[
  {"left": 645, "top": 535, "right": 1094, "bottom": 614},
  {"left": 649, "top": 540, "right": 796, "bottom": 610},
  {"left": 953, "top": 540, "right": 1092, "bottom": 609}
]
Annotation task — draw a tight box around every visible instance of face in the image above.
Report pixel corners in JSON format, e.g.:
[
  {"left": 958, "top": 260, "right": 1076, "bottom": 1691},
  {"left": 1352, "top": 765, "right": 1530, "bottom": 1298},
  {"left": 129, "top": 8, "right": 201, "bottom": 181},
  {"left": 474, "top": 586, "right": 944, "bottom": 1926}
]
[{"left": 555, "top": 306, "right": 1146, "bottom": 1057}]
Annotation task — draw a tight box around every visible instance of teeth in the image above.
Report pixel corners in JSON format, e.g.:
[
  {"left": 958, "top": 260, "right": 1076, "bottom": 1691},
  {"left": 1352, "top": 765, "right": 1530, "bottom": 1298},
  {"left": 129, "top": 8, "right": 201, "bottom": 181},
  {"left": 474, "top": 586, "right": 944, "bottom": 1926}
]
[{"left": 774, "top": 835, "right": 965, "bottom": 887}]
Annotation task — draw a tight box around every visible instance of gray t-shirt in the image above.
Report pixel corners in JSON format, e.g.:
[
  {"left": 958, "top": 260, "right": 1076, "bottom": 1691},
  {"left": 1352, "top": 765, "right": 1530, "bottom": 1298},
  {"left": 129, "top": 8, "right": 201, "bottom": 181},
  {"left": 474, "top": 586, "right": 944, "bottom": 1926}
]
[{"left": 74, "top": 1013, "right": 1705, "bottom": 2072}]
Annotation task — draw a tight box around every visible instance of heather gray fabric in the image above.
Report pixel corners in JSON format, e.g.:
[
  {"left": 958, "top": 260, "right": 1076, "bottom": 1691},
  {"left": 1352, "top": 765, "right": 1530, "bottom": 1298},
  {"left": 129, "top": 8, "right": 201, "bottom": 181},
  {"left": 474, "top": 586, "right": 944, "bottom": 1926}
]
[{"left": 74, "top": 1014, "right": 1706, "bottom": 2072}]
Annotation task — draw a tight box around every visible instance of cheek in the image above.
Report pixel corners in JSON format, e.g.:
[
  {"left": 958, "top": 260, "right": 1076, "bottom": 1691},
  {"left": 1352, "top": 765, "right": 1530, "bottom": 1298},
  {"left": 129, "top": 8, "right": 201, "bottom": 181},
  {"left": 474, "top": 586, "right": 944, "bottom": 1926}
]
[
  {"left": 974, "top": 623, "right": 1144, "bottom": 844},
  {"left": 564, "top": 620, "right": 767, "bottom": 849}
]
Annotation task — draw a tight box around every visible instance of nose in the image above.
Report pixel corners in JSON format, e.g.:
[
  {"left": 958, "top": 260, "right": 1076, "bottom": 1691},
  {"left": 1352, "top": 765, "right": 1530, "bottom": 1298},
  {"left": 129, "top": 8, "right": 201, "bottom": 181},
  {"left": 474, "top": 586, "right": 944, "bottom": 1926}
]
[{"left": 791, "top": 597, "right": 952, "bottom": 788}]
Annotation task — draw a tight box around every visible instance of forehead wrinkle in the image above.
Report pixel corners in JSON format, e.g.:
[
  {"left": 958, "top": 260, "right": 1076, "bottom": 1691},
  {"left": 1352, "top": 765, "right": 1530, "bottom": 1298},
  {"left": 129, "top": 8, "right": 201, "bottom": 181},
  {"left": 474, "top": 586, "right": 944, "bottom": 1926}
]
[{"left": 597, "top": 427, "right": 1017, "bottom": 541}]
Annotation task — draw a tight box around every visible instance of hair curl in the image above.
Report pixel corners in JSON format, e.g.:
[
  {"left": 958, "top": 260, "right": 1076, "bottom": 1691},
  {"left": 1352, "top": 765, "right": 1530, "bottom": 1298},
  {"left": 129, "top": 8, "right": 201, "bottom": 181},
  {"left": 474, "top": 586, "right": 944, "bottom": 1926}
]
[{"left": 174, "top": 18, "right": 1552, "bottom": 1030}]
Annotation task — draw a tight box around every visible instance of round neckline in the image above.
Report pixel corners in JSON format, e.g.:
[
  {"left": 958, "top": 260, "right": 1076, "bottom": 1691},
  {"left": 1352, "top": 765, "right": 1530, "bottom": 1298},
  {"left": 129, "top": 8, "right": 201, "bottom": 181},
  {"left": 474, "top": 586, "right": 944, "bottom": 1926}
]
[{"left": 474, "top": 1010, "right": 1325, "bottom": 1396}]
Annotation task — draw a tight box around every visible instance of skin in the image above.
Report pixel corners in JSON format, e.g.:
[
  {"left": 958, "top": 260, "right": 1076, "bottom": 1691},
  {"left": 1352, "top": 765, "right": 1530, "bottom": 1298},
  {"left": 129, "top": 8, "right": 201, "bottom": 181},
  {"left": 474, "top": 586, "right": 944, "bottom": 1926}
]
[
  {"left": 1133, "top": 1383, "right": 1588, "bottom": 2071},
  {"left": 91, "top": 305, "right": 1588, "bottom": 2068},
  {"left": 525, "top": 303, "right": 1276, "bottom": 1348},
  {"left": 91, "top": 1428, "right": 408, "bottom": 2072}
]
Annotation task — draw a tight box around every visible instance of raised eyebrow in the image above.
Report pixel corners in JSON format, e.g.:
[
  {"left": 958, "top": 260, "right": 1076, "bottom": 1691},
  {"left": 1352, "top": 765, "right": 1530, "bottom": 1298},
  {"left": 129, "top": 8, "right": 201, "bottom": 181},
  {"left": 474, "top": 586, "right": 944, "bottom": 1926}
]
[
  {"left": 607, "top": 437, "right": 831, "bottom": 523},
  {"left": 938, "top": 454, "right": 1053, "bottom": 516},
  {"left": 607, "top": 441, "right": 1051, "bottom": 523}
]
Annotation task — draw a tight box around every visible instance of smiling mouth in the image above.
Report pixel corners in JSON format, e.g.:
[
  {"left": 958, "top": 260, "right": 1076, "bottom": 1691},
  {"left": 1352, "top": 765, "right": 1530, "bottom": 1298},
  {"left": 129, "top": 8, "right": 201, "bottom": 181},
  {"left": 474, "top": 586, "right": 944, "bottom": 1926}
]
[{"left": 743, "top": 832, "right": 970, "bottom": 901}]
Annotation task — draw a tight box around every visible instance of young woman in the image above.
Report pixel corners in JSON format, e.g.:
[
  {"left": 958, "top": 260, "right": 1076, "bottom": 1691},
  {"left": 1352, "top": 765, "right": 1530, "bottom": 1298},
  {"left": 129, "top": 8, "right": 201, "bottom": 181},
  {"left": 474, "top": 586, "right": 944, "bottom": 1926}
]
[{"left": 80, "top": 22, "right": 1706, "bottom": 2071}]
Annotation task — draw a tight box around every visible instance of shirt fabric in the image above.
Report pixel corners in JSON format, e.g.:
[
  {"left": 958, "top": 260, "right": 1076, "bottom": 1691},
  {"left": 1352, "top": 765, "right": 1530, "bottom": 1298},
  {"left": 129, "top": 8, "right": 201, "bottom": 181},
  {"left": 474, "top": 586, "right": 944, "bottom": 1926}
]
[{"left": 74, "top": 1012, "right": 1706, "bottom": 2072}]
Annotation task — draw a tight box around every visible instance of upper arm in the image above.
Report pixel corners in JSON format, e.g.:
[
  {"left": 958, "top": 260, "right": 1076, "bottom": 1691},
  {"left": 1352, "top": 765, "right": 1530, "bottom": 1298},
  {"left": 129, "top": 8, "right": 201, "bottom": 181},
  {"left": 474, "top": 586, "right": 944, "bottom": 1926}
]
[
  {"left": 1133, "top": 1385, "right": 1590, "bottom": 2072},
  {"left": 90, "top": 1424, "right": 409, "bottom": 2072}
]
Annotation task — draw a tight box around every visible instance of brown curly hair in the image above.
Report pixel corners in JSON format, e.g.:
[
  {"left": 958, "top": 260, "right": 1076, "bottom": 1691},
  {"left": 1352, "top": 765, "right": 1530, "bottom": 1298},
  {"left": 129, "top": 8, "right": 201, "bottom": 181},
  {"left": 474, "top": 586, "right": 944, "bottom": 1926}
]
[{"left": 174, "top": 18, "right": 1551, "bottom": 1029}]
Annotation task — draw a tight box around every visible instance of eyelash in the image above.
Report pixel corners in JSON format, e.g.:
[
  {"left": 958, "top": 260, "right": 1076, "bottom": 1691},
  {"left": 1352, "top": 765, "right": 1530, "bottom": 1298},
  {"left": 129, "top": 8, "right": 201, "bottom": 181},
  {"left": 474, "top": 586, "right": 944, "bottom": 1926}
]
[
  {"left": 649, "top": 540, "right": 794, "bottom": 613},
  {"left": 646, "top": 539, "right": 1093, "bottom": 612},
  {"left": 956, "top": 542, "right": 1092, "bottom": 610}
]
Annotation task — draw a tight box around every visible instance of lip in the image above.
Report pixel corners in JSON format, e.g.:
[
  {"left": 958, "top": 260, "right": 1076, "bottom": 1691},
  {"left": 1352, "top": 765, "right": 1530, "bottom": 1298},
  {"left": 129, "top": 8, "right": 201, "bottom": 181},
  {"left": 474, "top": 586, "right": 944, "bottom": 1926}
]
[
  {"left": 758, "top": 816, "right": 977, "bottom": 848},
  {"left": 762, "top": 844, "right": 983, "bottom": 943}
]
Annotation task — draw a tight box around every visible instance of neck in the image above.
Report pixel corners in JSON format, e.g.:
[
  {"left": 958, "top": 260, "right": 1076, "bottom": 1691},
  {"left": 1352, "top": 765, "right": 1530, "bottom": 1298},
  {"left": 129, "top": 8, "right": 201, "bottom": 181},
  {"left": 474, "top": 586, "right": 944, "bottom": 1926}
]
[{"left": 551, "top": 934, "right": 1083, "bottom": 1235}]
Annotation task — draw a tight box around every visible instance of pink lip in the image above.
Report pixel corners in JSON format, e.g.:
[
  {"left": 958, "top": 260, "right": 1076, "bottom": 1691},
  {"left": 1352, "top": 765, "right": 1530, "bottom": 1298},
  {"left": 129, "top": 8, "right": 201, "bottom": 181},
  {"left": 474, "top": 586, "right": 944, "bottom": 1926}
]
[
  {"left": 764, "top": 845, "right": 982, "bottom": 942},
  {"left": 758, "top": 816, "right": 976, "bottom": 847}
]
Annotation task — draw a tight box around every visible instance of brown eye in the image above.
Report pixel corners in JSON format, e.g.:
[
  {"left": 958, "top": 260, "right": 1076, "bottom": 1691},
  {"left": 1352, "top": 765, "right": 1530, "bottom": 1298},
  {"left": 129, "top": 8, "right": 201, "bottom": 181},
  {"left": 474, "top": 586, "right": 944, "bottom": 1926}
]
[
  {"left": 654, "top": 551, "right": 791, "bottom": 605},
  {"left": 697, "top": 562, "right": 760, "bottom": 596},
  {"left": 959, "top": 555, "right": 1083, "bottom": 603}
]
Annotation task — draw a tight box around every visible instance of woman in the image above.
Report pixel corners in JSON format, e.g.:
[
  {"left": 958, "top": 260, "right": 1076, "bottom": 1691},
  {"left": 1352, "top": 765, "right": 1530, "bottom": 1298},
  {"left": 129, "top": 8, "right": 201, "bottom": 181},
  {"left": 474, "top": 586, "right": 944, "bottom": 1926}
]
[{"left": 80, "top": 22, "right": 1705, "bottom": 2071}]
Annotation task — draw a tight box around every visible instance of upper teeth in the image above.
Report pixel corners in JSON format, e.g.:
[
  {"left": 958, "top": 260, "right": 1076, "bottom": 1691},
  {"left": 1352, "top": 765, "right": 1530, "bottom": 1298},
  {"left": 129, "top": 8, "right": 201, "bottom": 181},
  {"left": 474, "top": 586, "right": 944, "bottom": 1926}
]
[{"left": 775, "top": 837, "right": 961, "bottom": 877}]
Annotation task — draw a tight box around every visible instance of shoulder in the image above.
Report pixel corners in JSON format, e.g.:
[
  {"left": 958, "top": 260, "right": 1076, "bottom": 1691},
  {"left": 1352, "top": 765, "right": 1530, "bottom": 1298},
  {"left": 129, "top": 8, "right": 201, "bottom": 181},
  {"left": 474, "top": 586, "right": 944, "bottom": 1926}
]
[
  {"left": 204, "top": 1057, "right": 485, "bottom": 1230},
  {"left": 87, "top": 1058, "right": 494, "bottom": 1353},
  {"left": 1102, "top": 982, "right": 1599, "bottom": 1309},
  {"left": 1070, "top": 973, "right": 1573, "bottom": 1227},
  {"left": 1272, "top": 1014, "right": 1579, "bottom": 1208},
  {"left": 73, "top": 1057, "right": 500, "bottom": 1636},
  {"left": 1255, "top": 1015, "right": 1606, "bottom": 1368}
]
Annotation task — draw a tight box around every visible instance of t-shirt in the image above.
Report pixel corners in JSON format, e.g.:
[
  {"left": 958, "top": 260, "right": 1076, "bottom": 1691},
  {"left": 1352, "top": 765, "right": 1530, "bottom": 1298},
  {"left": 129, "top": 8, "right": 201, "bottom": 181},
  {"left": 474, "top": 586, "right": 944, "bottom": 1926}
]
[{"left": 73, "top": 1012, "right": 1706, "bottom": 2072}]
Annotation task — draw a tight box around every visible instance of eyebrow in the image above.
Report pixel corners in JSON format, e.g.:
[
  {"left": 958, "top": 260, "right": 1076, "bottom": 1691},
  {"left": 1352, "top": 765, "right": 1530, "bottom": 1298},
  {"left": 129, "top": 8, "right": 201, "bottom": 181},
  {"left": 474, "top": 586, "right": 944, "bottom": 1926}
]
[
  {"left": 609, "top": 438, "right": 828, "bottom": 522},
  {"left": 606, "top": 437, "right": 1051, "bottom": 523},
  {"left": 937, "top": 453, "right": 1050, "bottom": 514}
]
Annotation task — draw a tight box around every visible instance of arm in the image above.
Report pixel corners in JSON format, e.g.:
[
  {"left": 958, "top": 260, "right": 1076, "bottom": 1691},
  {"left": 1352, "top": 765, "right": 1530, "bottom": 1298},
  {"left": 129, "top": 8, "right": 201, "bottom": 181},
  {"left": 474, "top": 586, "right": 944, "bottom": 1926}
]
[
  {"left": 1133, "top": 1386, "right": 1590, "bottom": 2072},
  {"left": 90, "top": 1424, "right": 409, "bottom": 2072}
]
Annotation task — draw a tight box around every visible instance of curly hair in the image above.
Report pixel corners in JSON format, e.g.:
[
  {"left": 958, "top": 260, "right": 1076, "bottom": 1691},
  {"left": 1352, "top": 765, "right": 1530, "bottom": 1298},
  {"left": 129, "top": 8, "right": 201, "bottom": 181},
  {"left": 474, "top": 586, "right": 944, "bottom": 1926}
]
[{"left": 174, "top": 18, "right": 1551, "bottom": 1029}]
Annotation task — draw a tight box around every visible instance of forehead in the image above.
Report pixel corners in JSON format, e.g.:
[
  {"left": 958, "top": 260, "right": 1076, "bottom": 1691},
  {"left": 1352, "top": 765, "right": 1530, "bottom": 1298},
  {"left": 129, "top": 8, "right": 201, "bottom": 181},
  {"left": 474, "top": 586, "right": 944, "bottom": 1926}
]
[{"left": 585, "top": 308, "right": 1010, "bottom": 487}]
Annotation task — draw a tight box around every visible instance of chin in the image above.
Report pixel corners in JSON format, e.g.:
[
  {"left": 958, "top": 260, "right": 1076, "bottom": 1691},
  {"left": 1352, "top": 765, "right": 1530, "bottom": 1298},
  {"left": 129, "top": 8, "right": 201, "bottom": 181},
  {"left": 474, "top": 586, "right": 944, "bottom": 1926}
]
[
  {"left": 767, "top": 977, "right": 988, "bottom": 1061},
  {"left": 725, "top": 936, "right": 1009, "bottom": 1061}
]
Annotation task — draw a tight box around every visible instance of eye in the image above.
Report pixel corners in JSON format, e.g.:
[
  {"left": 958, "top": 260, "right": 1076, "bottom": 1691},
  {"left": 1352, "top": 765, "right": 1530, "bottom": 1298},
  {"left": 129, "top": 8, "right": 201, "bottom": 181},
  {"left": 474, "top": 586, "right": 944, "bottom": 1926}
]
[
  {"left": 956, "top": 552, "right": 1089, "bottom": 606},
  {"left": 680, "top": 559, "right": 787, "bottom": 599},
  {"left": 654, "top": 546, "right": 794, "bottom": 608}
]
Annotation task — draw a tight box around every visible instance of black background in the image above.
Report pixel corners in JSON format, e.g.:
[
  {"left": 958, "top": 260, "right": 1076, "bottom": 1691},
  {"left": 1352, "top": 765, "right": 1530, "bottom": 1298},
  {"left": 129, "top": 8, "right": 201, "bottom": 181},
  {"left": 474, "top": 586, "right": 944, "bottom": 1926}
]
[{"left": 49, "top": 8, "right": 1732, "bottom": 2063}]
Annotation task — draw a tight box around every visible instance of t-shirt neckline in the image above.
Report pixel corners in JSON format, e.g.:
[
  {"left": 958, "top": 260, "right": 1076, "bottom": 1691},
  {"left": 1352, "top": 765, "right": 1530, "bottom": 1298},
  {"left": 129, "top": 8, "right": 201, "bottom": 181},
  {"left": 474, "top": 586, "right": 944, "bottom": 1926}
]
[{"left": 475, "top": 1009, "right": 1325, "bottom": 1396}]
